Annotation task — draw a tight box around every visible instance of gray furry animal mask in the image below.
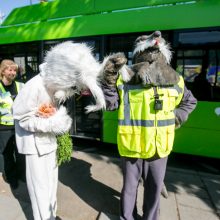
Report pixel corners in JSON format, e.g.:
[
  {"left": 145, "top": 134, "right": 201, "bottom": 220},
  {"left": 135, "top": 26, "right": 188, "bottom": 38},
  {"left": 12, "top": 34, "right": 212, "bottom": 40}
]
[
  {"left": 121, "top": 31, "right": 180, "bottom": 86},
  {"left": 40, "top": 41, "right": 106, "bottom": 113}
]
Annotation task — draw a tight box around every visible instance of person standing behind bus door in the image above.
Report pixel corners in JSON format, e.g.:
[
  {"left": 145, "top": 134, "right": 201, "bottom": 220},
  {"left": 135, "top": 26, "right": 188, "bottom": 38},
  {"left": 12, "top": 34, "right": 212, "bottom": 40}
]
[{"left": 0, "top": 59, "right": 25, "bottom": 189}]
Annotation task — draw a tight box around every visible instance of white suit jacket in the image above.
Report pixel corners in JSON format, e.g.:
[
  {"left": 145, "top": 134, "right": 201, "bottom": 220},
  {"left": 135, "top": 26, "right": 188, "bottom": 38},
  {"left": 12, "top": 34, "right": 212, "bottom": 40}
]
[{"left": 13, "top": 74, "right": 57, "bottom": 155}]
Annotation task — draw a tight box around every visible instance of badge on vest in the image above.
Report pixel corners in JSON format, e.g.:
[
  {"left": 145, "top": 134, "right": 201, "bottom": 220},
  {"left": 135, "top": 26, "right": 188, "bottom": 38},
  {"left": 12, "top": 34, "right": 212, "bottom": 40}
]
[
  {"left": 153, "top": 87, "right": 163, "bottom": 110},
  {"left": 154, "top": 99, "right": 163, "bottom": 110}
]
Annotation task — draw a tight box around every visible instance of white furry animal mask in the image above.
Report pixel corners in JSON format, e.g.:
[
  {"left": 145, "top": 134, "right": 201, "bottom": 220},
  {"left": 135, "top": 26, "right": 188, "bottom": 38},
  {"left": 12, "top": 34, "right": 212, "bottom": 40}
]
[{"left": 40, "top": 41, "right": 106, "bottom": 113}]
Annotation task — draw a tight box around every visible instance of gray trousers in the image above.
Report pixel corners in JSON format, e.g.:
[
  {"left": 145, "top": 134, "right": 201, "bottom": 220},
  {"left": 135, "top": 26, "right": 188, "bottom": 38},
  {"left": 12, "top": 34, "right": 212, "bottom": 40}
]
[{"left": 120, "top": 156, "right": 168, "bottom": 220}]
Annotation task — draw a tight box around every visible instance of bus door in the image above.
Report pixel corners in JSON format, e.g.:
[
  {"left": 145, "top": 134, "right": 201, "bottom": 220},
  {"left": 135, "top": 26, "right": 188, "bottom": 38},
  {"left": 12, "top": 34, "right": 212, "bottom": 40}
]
[
  {"left": 44, "top": 38, "right": 103, "bottom": 140},
  {"left": 173, "top": 30, "right": 220, "bottom": 158},
  {"left": 71, "top": 39, "right": 103, "bottom": 140}
]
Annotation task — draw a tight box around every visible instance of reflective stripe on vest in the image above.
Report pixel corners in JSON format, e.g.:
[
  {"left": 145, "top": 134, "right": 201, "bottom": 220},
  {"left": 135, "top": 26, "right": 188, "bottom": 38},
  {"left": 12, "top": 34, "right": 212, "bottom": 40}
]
[
  {"left": 0, "top": 81, "right": 23, "bottom": 125},
  {"left": 116, "top": 76, "right": 184, "bottom": 159}
]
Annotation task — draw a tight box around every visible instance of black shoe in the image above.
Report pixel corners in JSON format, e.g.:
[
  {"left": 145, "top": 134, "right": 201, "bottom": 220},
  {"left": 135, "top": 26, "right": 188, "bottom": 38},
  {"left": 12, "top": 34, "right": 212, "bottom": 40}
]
[
  {"left": 9, "top": 179, "right": 19, "bottom": 190},
  {"left": 2, "top": 173, "right": 8, "bottom": 183},
  {"left": 17, "top": 174, "right": 26, "bottom": 183},
  {"left": 3, "top": 174, "right": 19, "bottom": 189},
  {"left": 56, "top": 217, "right": 62, "bottom": 220}
]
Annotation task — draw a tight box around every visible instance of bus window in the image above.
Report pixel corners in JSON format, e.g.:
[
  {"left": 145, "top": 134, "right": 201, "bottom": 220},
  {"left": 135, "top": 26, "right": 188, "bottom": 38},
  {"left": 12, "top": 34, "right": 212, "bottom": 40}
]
[
  {"left": 176, "top": 59, "right": 202, "bottom": 82},
  {"left": 178, "top": 31, "right": 220, "bottom": 45},
  {"left": 207, "top": 65, "right": 220, "bottom": 86},
  {"left": 25, "top": 56, "right": 38, "bottom": 81},
  {"left": 176, "top": 50, "right": 203, "bottom": 82},
  {"left": 175, "top": 49, "right": 213, "bottom": 101},
  {"left": 108, "top": 34, "right": 137, "bottom": 65},
  {"left": 207, "top": 50, "right": 220, "bottom": 101},
  {"left": 208, "top": 50, "right": 220, "bottom": 86},
  {"left": 14, "top": 55, "right": 39, "bottom": 83},
  {"left": 14, "top": 56, "right": 26, "bottom": 82}
]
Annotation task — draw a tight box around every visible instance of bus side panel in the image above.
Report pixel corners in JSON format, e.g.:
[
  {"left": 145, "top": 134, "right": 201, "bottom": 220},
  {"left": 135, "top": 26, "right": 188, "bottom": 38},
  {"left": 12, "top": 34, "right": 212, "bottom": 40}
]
[
  {"left": 174, "top": 128, "right": 220, "bottom": 159},
  {"left": 103, "top": 102, "right": 220, "bottom": 159},
  {"left": 103, "top": 111, "right": 118, "bottom": 144},
  {"left": 174, "top": 101, "right": 220, "bottom": 158},
  {"left": 1, "top": 1, "right": 220, "bottom": 45},
  {"left": 182, "top": 102, "right": 220, "bottom": 130}
]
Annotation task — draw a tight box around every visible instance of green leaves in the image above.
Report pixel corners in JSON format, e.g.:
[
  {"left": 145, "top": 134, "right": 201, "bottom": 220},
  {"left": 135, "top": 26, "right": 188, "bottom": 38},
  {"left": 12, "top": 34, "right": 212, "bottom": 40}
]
[{"left": 56, "top": 133, "right": 73, "bottom": 166}]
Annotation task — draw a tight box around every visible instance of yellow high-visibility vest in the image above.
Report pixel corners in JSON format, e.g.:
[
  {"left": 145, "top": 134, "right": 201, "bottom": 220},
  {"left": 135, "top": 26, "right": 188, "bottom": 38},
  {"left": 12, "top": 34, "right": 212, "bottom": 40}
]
[
  {"left": 0, "top": 81, "right": 23, "bottom": 125},
  {"left": 117, "top": 76, "right": 184, "bottom": 159}
]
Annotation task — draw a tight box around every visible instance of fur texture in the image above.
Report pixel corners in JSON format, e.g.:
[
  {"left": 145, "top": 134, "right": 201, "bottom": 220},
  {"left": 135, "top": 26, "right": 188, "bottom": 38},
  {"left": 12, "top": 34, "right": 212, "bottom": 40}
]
[
  {"left": 40, "top": 41, "right": 106, "bottom": 113},
  {"left": 120, "top": 31, "right": 180, "bottom": 86},
  {"left": 101, "top": 53, "right": 127, "bottom": 87}
]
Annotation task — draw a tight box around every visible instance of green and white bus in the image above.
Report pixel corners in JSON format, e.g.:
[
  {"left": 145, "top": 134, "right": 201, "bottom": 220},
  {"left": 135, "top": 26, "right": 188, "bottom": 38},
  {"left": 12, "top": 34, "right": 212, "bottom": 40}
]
[{"left": 0, "top": 0, "right": 220, "bottom": 158}]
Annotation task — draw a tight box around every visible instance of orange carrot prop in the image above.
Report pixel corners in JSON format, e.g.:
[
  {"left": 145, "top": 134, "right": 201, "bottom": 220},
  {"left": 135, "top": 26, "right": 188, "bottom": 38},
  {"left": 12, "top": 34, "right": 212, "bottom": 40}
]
[
  {"left": 37, "top": 103, "right": 56, "bottom": 118},
  {"left": 37, "top": 103, "right": 73, "bottom": 166}
]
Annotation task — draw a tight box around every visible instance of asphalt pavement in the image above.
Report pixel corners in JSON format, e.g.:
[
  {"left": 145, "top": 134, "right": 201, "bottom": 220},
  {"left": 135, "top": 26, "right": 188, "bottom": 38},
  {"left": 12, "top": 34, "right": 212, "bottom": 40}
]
[{"left": 0, "top": 141, "right": 220, "bottom": 220}]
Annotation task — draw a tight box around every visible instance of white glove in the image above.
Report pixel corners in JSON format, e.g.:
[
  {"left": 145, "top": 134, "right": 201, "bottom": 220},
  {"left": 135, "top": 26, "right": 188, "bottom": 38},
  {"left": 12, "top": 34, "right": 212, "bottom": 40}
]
[
  {"left": 50, "top": 106, "right": 72, "bottom": 134},
  {"left": 19, "top": 106, "right": 72, "bottom": 134}
]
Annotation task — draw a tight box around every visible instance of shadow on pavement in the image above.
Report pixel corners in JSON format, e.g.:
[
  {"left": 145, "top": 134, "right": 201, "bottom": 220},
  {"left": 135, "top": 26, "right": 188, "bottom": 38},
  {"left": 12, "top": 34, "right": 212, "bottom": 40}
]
[
  {"left": 165, "top": 154, "right": 220, "bottom": 216},
  {"left": 11, "top": 181, "right": 34, "bottom": 220},
  {"left": 59, "top": 156, "right": 120, "bottom": 216},
  {"left": 72, "top": 138, "right": 220, "bottom": 218}
]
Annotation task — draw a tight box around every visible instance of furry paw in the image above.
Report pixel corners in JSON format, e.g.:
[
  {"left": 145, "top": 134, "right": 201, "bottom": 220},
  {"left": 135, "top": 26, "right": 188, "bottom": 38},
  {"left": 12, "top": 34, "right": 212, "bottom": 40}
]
[
  {"left": 84, "top": 104, "right": 103, "bottom": 113},
  {"left": 104, "top": 53, "right": 127, "bottom": 73},
  {"left": 102, "top": 53, "right": 127, "bottom": 87},
  {"left": 50, "top": 106, "right": 72, "bottom": 134},
  {"left": 120, "top": 65, "right": 135, "bottom": 83}
]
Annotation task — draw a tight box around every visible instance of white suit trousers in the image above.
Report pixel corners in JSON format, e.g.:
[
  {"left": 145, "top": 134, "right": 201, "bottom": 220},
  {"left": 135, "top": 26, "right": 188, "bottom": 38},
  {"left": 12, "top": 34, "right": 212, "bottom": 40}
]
[{"left": 26, "top": 151, "right": 58, "bottom": 220}]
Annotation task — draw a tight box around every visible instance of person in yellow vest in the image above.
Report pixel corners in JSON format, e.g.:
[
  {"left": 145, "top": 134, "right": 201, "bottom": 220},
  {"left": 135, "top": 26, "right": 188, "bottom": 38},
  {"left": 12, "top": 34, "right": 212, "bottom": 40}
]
[
  {"left": 101, "top": 31, "right": 197, "bottom": 220},
  {"left": 0, "top": 59, "right": 25, "bottom": 189}
]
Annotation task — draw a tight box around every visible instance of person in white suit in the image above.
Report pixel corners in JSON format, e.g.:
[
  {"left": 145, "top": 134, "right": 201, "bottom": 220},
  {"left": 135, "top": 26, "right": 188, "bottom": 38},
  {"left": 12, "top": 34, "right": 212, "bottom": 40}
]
[
  {"left": 12, "top": 41, "right": 107, "bottom": 220},
  {"left": 13, "top": 73, "right": 72, "bottom": 220}
]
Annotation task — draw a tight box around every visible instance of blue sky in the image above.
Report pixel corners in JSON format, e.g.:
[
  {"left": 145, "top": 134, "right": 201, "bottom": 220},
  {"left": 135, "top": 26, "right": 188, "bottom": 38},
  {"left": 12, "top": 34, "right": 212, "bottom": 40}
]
[{"left": 0, "top": 0, "right": 45, "bottom": 22}]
